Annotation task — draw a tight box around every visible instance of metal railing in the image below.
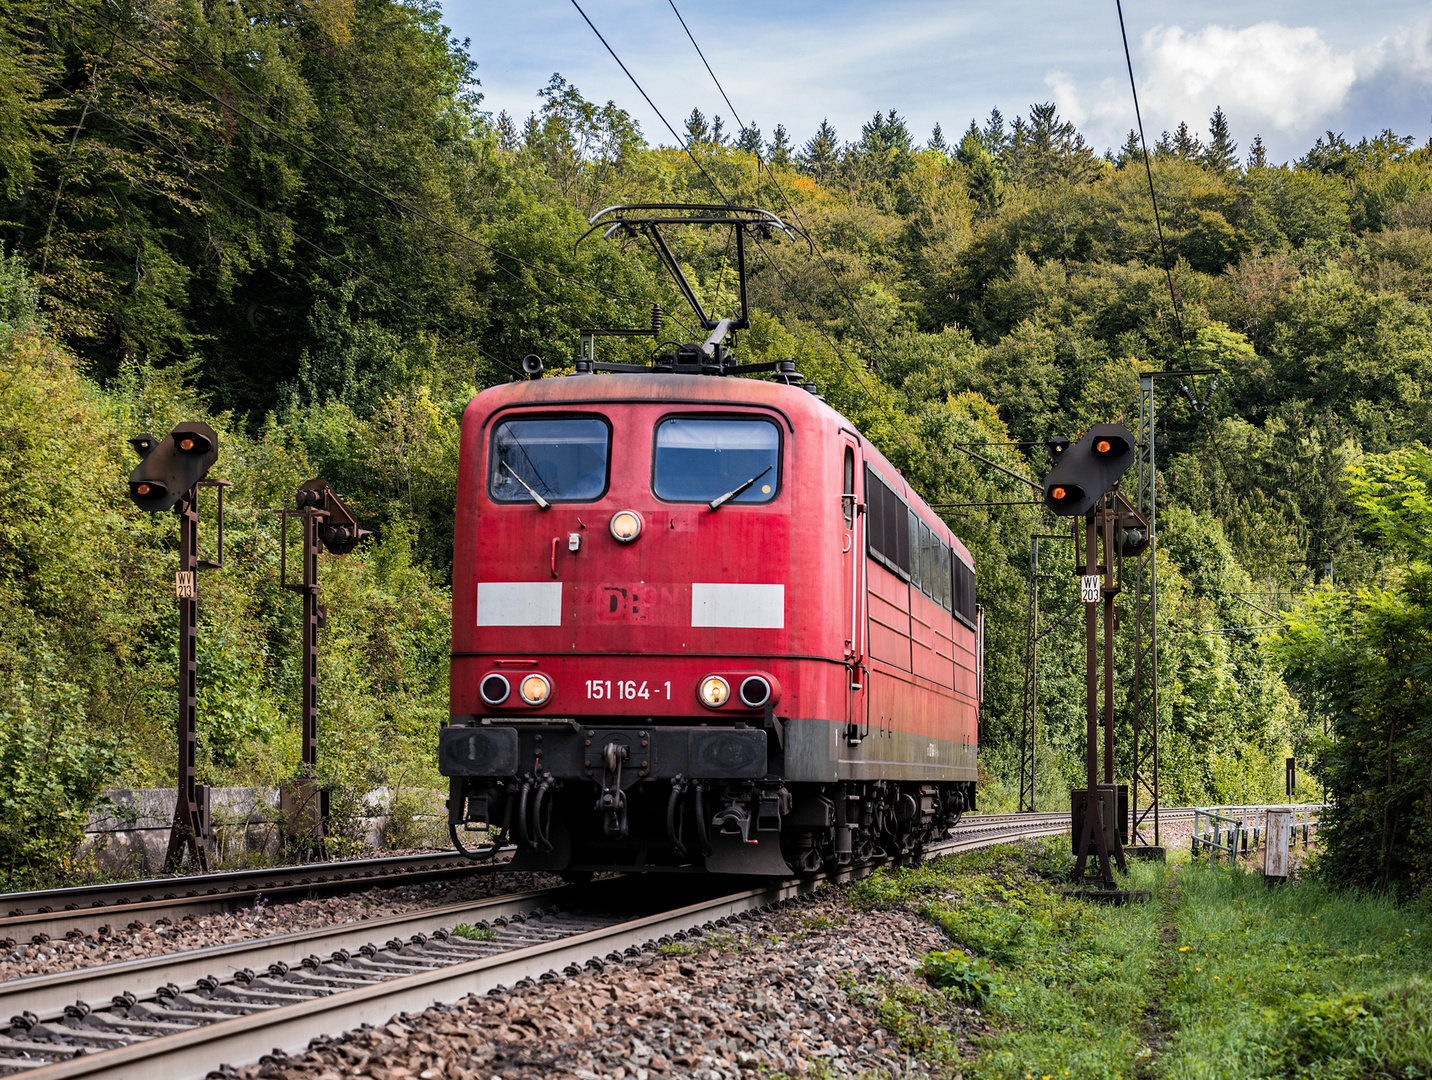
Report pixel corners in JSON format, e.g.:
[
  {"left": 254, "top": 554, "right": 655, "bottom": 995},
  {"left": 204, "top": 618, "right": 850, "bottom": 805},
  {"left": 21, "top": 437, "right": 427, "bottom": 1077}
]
[{"left": 1191, "top": 804, "right": 1326, "bottom": 865}]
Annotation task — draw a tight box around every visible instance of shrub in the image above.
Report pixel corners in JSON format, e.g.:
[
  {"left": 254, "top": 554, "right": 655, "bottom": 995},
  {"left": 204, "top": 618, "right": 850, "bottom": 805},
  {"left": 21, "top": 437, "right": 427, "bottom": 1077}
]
[{"left": 917, "top": 947, "right": 1004, "bottom": 1004}]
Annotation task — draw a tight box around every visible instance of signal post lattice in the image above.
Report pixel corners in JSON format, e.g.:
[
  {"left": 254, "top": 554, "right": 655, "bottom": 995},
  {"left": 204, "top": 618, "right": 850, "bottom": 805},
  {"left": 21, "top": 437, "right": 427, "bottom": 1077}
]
[{"left": 1127, "top": 368, "right": 1217, "bottom": 854}]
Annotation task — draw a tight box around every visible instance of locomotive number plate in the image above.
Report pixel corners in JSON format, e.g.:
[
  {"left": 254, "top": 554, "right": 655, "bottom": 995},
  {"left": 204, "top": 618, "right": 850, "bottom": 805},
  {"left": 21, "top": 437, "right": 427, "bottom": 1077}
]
[{"left": 585, "top": 679, "right": 672, "bottom": 701}]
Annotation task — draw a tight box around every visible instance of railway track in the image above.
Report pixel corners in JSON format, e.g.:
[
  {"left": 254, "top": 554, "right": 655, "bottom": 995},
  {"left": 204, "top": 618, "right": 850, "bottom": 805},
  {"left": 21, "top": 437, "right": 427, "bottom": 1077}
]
[
  {"left": 0, "top": 805, "right": 1248, "bottom": 946},
  {"left": 0, "top": 852, "right": 510, "bottom": 944},
  {"left": 1, "top": 815, "right": 1071, "bottom": 1080}
]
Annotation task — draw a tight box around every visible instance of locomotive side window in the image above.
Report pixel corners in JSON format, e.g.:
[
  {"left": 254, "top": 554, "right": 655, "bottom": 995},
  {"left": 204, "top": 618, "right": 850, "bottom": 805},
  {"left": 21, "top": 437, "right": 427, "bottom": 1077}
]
[
  {"left": 653, "top": 417, "right": 780, "bottom": 504},
  {"left": 863, "top": 465, "right": 911, "bottom": 578},
  {"left": 953, "top": 551, "right": 977, "bottom": 629},
  {"left": 938, "top": 541, "right": 953, "bottom": 611},
  {"left": 489, "top": 417, "right": 610, "bottom": 503}
]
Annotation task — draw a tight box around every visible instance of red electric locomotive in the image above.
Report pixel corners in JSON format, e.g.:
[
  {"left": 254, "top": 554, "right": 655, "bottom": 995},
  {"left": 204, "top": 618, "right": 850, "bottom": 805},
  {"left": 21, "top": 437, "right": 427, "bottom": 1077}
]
[{"left": 441, "top": 206, "right": 981, "bottom": 876}]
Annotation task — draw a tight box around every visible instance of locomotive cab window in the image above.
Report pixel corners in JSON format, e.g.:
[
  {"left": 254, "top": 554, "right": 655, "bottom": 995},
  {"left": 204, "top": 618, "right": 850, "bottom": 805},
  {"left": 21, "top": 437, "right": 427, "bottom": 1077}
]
[
  {"left": 489, "top": 417, "right": 610, "bottom": 503},
  {"left": 842, "top": 447, "right": 855, "bottom": 528},
  {"left": 654, "top": 417, "right": 780, "bottom": 504}
]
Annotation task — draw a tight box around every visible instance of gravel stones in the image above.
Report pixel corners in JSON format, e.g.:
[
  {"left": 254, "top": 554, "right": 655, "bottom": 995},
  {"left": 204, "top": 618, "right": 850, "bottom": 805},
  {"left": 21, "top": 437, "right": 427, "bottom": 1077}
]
[
  {"left": 234, "top": 888, "right": 962, "bottom": 1080},
  {"left": 0, "top": 871, "right": 563, "bottom": 983}
]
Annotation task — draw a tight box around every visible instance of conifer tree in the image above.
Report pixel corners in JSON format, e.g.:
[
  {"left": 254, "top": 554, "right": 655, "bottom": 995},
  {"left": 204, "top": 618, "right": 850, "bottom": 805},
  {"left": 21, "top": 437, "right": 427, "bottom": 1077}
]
[
  {"left": 735, "top": 122, "right": 762, "bottom": 154},
  {"left": 1120, "top": 128, "right": 1143, "bottom": 166},
  {"left": 957, "top": 128, "right": 1003, "bottom": 215},
  {"left": 928, "top": 123, "right": 948, "bottom": 154},
  {"left": 801, "top": 118, "right": 839, "bottom": 179},
  {"left": 684, "top": 107, "right": 710, "bottom": 146},
  {"left": 495, "top": 111, "right": 519, "bottom": 150},
  {"left": 983, "top": 108, "right": 1008, "bottom": 156},
  {"left": 1172, "top": 120, "right": 1202, "bottom": 161},
  {"left": 1203, "top": 106, "right": 1237, "bottom": 171},
  {"left": 1246, "top": 134, "right": 1268, "bottom": 169},
  {"left": 710, "top": 115, "right": 727, "bottom": 146},
  {"left": 767, "top": 124, "right": 792, "bottom": 167}
]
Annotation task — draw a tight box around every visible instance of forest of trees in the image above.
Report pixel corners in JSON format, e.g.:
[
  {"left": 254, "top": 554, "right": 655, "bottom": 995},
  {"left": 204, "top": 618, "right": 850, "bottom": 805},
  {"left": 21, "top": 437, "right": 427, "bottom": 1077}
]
[{"left": 2, "top": 0, "right": 1429, "bottom": 895}]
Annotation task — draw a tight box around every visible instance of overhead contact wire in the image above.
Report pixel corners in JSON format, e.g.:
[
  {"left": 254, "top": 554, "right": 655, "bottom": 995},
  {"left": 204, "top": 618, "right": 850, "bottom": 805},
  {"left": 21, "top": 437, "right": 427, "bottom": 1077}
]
[
  {"left": 1114, "top": 0, "right": 1192, "bottom": 366},
  {"left": 569, "top": 0, "right": 896, "bottom": 414},
  {"left": 664, "top": 0, "right": 890, "bottom": 367}
]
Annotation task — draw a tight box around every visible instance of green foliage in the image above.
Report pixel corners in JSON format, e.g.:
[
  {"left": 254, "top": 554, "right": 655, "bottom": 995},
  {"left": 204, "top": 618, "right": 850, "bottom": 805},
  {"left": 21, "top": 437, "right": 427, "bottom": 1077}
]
[
  {"left": 895, "top": 842, "right": 1432, "bottom": 1079},
  {"left": 5, "top": 12, "right": 1432, "bottom": 885},
  {"left": 917, "top": 948, "right": 1003, "bottom": 1004},
  {"left": 1159, "top": 862, "right": 1432, "bottom": 1079},
  {"left": 449, "top": 922, "right": 498, "bottom": 942},
  {"left": 0, "top": 682, "right": 130, "bottom": 889},
  {"left": 1273, "top": 565, "right": 1432, "bottom": 898}
]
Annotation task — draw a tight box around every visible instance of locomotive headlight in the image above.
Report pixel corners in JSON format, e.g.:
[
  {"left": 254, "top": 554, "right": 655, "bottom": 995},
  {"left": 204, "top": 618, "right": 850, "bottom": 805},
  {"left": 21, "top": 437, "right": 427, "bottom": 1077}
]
[
  {"left": 609, "top": 510, "right": 643, "bottom": 542},
  {"left": 479, "top": 673, "right": 511, "bottom": 707},
  {"left": 519, "top": 673, "right": 552, "bottom": 706},
  {"left": 698, "top": 675, "right": 730, "bottom": 708},
  {"left": 739, "top": 675, "right": 772, "bottom": 708}
]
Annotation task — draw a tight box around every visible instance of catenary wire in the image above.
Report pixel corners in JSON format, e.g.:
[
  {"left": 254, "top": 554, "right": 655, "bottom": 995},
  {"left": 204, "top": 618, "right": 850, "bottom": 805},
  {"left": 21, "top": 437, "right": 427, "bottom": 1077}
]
[
  {"left": 663, "top": 0, "right": 890, "bottom": 366},
  {"left": 569, "top": 0, "right": 902, "bottom": 413},
  {"left": 1114, "top": 0, "right": 1192, "bottom": 367}
]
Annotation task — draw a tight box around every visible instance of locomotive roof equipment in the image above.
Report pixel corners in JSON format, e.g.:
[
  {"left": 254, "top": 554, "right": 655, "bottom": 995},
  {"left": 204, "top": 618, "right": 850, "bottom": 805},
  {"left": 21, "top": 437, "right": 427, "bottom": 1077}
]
[{"left": 574, "top": 203, "right": 811, "bottom": 378}]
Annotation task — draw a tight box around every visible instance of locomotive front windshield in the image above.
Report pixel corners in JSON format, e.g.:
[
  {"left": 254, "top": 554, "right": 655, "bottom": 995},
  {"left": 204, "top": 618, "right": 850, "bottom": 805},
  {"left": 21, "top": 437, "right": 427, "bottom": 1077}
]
[
  {"left": 489, "top": 417, "right": 610, "bottom": 502},
  {"left": 654, "top": 417, "right": 780, "bottom": 504}
]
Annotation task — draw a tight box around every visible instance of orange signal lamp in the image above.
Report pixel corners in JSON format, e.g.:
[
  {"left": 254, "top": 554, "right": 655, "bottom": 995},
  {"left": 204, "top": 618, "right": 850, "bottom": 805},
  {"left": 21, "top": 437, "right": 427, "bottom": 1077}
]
[
  {"left": 1052, "top": 486, "right": 1066, "bottom": 500},
  {"left": 137, "top": 483, "right": 151, "bottom": 495},
  {"left": 1095, "top": 439, "right": 1111, "bottom": 453},
  {"left": 179, "top": 438, "right": 195, "bottom": 451}
]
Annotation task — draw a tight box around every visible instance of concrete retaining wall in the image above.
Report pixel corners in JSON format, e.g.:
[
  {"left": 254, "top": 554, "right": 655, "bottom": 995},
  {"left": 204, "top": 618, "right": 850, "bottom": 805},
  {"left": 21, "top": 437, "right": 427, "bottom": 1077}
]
[{"left": 81, "top": 787, "right": 404, "bottom": 875}]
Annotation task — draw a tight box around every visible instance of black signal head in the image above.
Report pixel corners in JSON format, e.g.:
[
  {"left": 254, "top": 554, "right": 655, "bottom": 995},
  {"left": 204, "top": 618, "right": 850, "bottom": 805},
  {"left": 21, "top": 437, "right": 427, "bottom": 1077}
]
[
  {"left": 129, "top": 434, "right": 158, "bottom": 458},
  {"left": 1047, "top": 436, "right": 1071, "bottom": 459},
  {"left": 127, "top": 421, "right": 219, "bottom": 512},
  {"left": 1040, "top": 422, "right": 1136, "bottom": 518},
  {"left": 1091, "top": 433, "right": 1130, "bottom": 457},
  {"left": 296, "top": 478, "right": 370, "bottom": 554}
]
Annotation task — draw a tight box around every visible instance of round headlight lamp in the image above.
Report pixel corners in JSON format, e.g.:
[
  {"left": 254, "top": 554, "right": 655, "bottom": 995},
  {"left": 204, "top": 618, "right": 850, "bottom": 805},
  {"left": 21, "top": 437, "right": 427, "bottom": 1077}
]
[
  {"left": 609, "top": 510, "right": 643, "bottom": 543},
  {"left": 479, "top": 673, "right": 511, "bottom": 706},
  {"left": 698, "top": 675, "right": 730, "bottom": 708},
  {"left": 739, "top": 675, "right": 773, "bottom": 708},
  {"left": 519, "top": 673, "right": 552, "bottom": 706}
]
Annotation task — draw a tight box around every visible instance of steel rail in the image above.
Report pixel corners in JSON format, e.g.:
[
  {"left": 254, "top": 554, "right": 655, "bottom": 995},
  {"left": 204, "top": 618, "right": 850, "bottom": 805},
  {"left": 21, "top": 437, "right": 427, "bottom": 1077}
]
[
  {"left": 0, "top": 806, "right": 1235, "bottom": 941},
  {"left": 2, "top": 888, "right": 563, "bottom": 1022},
  {"left": 9, "top": 817, "right": 1073, "bottom": 1080},
  {"left": 1, "top": 852, "right": 510, "bottom": 943}
]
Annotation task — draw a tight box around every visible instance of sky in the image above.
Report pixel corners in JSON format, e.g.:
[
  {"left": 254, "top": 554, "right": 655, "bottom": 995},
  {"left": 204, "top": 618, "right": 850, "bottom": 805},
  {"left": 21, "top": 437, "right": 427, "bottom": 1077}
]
[{"left": 443, "top": 1, "right": 1432, "bottom": 165}]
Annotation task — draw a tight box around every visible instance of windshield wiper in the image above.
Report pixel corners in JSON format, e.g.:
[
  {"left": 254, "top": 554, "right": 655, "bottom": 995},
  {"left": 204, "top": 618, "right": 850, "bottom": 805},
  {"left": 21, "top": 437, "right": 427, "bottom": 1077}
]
[
  {"left": 708, "top": 465, "right": 772, "bottom": 510},
  {"left": 501, "top": 461, "right": 551, "bottom": 510}
]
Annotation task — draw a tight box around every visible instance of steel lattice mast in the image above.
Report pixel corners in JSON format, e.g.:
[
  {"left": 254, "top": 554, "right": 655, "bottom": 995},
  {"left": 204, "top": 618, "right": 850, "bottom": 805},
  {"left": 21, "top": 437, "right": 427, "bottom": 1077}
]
[{"left": 1128, "top": 375, "right": 1160, "bottom": 847}]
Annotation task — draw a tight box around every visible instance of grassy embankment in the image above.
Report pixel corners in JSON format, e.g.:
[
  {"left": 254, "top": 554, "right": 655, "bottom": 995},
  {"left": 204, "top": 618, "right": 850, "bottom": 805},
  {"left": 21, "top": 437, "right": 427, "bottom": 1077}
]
[{"left": 851, "top": 840, "right": 1432, "bottom": 1079}]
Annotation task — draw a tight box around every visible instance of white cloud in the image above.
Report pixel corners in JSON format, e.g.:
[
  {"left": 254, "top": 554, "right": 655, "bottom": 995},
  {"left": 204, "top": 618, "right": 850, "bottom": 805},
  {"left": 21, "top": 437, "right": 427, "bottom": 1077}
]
[
  {"left": 1044, "top": 70, "right": 1130, "bottom": 140},
  {"left": 1140, "top": 22, "right": 1357, "bottom": 133}
]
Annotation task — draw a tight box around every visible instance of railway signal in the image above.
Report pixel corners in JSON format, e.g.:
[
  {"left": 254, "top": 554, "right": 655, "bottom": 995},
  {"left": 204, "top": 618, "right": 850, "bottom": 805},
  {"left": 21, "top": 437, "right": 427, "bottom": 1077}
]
[
  {"left": 280, "top": 479, "right": 370, "bottom": 856},
  {"left": 127, "top": 422, "right": 220, "bottom": 512},
  {"left": 1040, "top": 423, "right": 1155, "bottom": 891},
  {"left": 1042, "top": 424, "right": 1136, "bottom": 517},
  {"left": 127, "top": 421, "right": 228, "bottom": 873}
]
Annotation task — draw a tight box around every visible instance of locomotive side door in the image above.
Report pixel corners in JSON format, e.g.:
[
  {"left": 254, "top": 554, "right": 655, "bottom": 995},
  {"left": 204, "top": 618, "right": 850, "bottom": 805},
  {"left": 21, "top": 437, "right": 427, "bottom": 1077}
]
[{"left": 840, "top": 438, "right": 869, "bottom": 743}]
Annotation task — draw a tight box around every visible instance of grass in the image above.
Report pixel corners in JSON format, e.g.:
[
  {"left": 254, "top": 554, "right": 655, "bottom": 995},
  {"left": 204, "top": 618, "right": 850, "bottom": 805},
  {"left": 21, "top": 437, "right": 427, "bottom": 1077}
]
[
  {"left": 859, "top": 839, "right": 1432, "bottom": 1079},
  {"left": 1159, "top": 867, "right": 1432, "bottom": 1079},
  {"left": 449, "top": 923, "right": 498, "bottom": 942}
]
